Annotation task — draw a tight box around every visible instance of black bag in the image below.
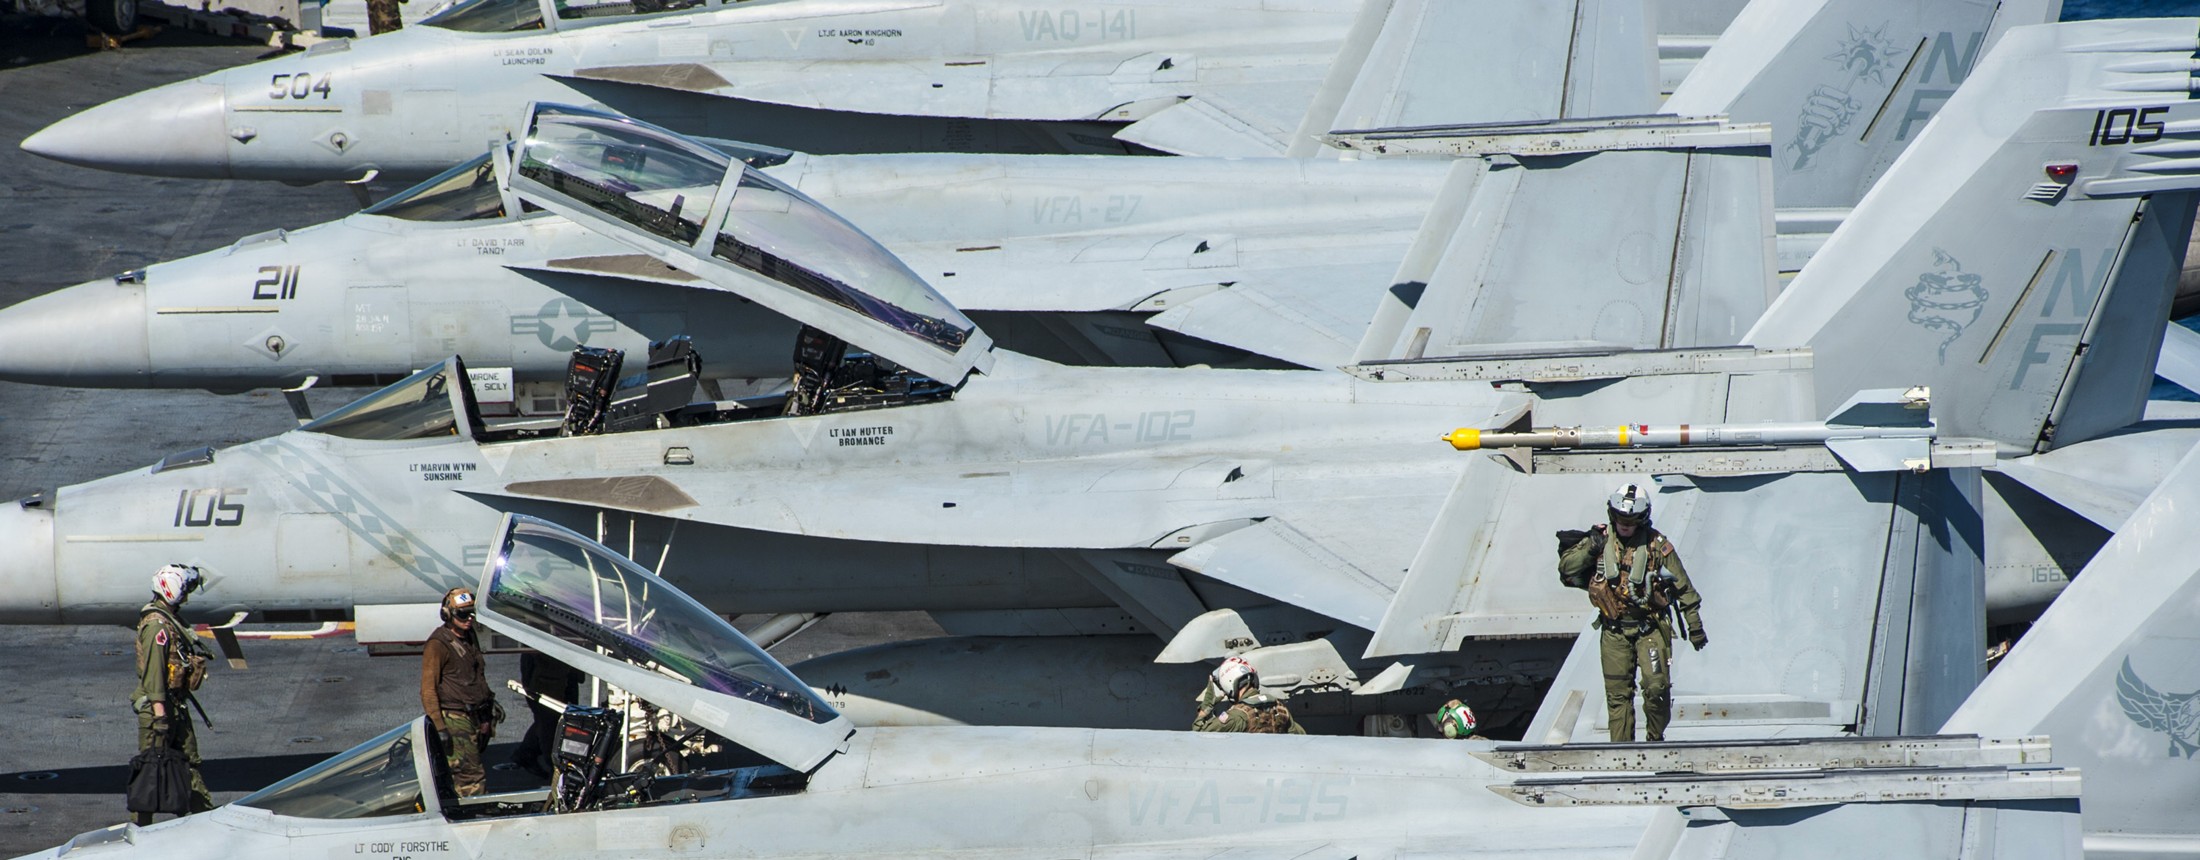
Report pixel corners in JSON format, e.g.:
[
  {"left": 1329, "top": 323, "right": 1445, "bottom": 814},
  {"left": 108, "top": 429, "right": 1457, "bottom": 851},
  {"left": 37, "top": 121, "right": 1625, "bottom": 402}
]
[{"left": 125, "top": 745, "right": 191, "bottom": 815}]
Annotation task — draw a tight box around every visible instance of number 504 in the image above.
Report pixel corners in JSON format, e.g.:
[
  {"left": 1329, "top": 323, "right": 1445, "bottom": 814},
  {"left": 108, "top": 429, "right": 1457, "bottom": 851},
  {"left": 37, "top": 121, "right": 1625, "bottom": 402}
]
[{"left": 269, "top": 73, "right": 333, "bottom": 100}]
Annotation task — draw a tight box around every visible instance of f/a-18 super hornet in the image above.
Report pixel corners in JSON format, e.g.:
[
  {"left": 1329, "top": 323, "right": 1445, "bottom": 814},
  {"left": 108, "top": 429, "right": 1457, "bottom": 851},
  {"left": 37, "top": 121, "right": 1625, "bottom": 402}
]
[
  {"left": 17, "top": 0, "right": 1682, "bottom": 182},
  {"left": 6, "top": 514, "right": 2093, "bottom": 860},
  {"left": 0, "top": 0, "right": 2057, "bottom": 394},
  {"left": 8, "top": 15, "right": 2197, "bottom": 737}
]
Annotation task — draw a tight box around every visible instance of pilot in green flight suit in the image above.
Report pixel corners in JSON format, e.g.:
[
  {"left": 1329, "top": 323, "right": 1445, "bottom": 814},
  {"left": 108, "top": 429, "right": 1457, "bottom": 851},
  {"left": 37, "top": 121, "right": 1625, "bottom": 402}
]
[
  {"left": 1557, "top": 483, "right": 1707, "bottom": 742},
  {"left": 133, "top": 564, "right": 216, "bottom": 824}
]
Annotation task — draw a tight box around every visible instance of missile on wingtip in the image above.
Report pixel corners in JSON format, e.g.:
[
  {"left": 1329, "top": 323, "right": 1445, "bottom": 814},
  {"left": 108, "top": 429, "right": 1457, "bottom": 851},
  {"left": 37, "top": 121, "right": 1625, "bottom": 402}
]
[{"left": 1443, "top": 386, "right": 1936, "bottom": 454}]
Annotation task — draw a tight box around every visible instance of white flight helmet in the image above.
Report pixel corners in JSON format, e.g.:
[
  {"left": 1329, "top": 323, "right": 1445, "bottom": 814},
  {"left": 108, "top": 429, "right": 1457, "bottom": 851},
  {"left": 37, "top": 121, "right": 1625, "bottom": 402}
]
[
  {"left": 1607, "top": 482, "right": 1652, "bottom": 525},
  {"left": 150, "top": 564, "right": 201, "bottom": 605},
  {"left": 1211, "top": 655, "right": 1259, "bottom": 700}
]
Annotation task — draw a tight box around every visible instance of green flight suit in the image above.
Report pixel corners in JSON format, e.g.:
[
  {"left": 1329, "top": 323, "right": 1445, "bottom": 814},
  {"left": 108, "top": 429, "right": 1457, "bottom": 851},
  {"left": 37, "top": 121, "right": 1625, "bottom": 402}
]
[
  {"left": 1558, "top": 525, "right": 1705, "bottom": 742},
  {"left": 132, "top": 600, "right": 215, "bottom": 822},
  {"left": 1193, "top": 688, "right": 1307, "bottom": 734}
]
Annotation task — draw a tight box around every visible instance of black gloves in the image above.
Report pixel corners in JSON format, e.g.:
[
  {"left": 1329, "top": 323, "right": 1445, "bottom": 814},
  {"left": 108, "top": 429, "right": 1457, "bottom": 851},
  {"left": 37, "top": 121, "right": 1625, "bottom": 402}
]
[
  {"left": 149, "top": 718, "right": 171, "bottom": 739},
  {"left": 1689, "top": 628, "right": 1709, "bottom": 650},
  {"left": 436, "top": 728, "right": 452, "bottom": 749}
]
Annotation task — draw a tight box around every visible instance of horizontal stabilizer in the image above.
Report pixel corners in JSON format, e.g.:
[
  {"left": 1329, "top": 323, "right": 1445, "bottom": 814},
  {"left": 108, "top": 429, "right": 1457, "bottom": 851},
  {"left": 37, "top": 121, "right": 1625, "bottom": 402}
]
[
  {"left": 1989, "top": 459, "right": 2142, "bottom": 532},
  {"left": 1168, "top": 518, "right": 1396, "bottom": 630},
  {"left": 2155, "top": 321, "right": 2200, "bottom": 398}
]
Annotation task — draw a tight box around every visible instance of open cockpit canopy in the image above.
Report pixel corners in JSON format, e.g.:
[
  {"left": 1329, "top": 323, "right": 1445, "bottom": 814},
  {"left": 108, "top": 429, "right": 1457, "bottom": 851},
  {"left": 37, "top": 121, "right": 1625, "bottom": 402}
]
[
  {"left": 507, "top": 103, "right": 992, "bottom": 384},
  {"left": 476, "top": 514, "right": 851, "bottom": 771}
]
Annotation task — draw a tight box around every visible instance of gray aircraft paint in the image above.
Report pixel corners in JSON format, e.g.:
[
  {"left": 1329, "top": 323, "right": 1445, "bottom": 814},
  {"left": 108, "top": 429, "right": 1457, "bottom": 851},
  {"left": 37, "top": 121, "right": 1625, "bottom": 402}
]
[
  {"left": 5, "top": 514, "right": 2085, "bottom": 860},
  {"left": 6, "top": 21, "right": 2200, "bottom": 741},
  {"left": 0, "top": 0, "right": 2060, "bottom": 390}
]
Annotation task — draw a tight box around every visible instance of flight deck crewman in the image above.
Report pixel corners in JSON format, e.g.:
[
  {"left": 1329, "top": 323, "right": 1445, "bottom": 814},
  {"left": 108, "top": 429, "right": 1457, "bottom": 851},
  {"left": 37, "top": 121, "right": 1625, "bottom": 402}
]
[
  {"left": 1193, "top": 656, "right": 1306, "bottom": 734},
  {"left": 1557, "top": 483, "right": 1707, "bottom": 743},
  {"left": 133, "top": 564, "right": 215, "bottom": 824},
  {"left": 422, "top": 587, "right": 499, "bottom": 797},
  {"left": 1434, "top": 699, "right": 1479, "bottom": 740}
]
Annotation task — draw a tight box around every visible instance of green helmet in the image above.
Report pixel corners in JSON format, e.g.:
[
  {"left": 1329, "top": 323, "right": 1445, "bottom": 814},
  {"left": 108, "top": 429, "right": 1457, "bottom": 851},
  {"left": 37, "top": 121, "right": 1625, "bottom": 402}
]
[{"left": 1436, "top": 699, "right": 1478, "bottom": 739}]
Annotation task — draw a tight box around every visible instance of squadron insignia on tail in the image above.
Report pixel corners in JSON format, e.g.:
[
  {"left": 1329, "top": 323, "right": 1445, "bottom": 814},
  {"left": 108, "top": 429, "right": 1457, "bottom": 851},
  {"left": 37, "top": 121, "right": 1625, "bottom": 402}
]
[{"left": 2115, "top": 656, "right": 2200, "bottom": 759}]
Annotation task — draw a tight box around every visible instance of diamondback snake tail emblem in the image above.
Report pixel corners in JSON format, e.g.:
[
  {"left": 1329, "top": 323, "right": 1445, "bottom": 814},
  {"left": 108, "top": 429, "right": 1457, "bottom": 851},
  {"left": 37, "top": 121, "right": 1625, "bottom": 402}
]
[{"left": 1902, "top": 248, "right": 1988, "bottom": 364}]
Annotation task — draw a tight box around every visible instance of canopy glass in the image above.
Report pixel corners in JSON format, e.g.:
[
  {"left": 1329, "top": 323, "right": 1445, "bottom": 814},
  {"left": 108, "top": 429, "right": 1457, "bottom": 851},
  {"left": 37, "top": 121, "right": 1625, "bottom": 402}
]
[
  {"left": 300, "top": 361, "right": 461, "bottom": 441},
  {"left": 363, "top": 153, "right": 507, "bottom": 223},
  {"left": 484, "top": 517, "right": 837, "bottom": 725},
  {"left": 234, "top": 721, "right": 426, "bottom": 819}
]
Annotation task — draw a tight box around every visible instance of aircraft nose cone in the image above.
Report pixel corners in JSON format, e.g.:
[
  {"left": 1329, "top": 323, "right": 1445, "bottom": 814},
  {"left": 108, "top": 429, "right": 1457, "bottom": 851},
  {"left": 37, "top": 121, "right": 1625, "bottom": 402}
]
[
  {"left": 0, "top": 500, "right": 59, "bottom": 623},
  {"left": 23, "top": 81, "right": 231, "bottom": 179},
  {"left": 0, "top": 281, "right": 150, "bottom": 387}
]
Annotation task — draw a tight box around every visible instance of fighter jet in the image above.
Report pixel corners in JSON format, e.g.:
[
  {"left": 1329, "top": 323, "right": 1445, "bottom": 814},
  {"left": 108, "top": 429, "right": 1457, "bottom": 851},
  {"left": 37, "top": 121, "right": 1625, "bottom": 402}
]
[
  {"left": 0, "top": 0, "right": 2059, "bottom": 394},
  {"left": 6, "top": 16, "right": 2194, "bottom": 734},
  {"left": 5, "top": 513, "right": 2088, "bottom": 860},
  {"left": 16, "top": 0, "right": 1674, "bottom": 183}
]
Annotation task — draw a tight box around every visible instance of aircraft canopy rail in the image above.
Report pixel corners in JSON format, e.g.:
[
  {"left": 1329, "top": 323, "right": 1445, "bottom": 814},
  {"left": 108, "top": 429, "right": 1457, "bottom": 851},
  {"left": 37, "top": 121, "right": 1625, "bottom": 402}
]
[
  {"left": 363, "top": 153, "right": 509, "bottom": 223},
  {"left": 233, "top": 720, "right": 431, "bottom": 819},
  {"left": 508, "top": 103, "right": 992, "bottom": 384},
  {"left": 420, "top": 0, "right": 545, "bottom": 31},
  {"left": 477, "top": 514, "right": 852, "bottom": 771},
  {"left": 423, "top": 0, "right": 722, "bottom": 33},
  {"left": 299, "top": 360, "right": 467, "bottom": 441}
]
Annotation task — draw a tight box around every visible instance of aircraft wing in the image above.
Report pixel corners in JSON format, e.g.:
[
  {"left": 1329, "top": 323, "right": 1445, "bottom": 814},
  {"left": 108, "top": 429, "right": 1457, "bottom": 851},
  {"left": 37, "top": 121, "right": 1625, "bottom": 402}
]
[
  {"left": 905, "top": 235, "right": 1405, "bottom": 369},
  {"left": 471, "top": 444, "right": 1463, "bottom": 557},
  {"left": 561, "top": 40, "right": 1338, "bottom": 126},
  {"left": 1986, "top": 422, "right": 2200, "bottom": 532},
  {"left": 1348, "top": 123, "right": 1776, "bottom": 364},
  {"left": 467, "top": 441, "right": 1475, "bottom": 635},
  {"left": 1168, "top": 516, "right": 1401, "bottom": 630},
  {"left": 1121, "top": 0, "right": 1659, "bottom": 157}
]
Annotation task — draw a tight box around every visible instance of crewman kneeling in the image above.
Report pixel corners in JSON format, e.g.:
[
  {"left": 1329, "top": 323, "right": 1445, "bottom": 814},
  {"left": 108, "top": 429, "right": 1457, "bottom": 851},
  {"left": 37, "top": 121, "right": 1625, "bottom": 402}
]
[{"left": 1193, "top": 656, "right": 1305, "bottom": 734}]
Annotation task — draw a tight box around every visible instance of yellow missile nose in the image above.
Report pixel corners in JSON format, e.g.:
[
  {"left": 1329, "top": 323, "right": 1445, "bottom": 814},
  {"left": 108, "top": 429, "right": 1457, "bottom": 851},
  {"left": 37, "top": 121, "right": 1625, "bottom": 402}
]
[{"left": 1442, "top": 428, "right": 1481, "bottom": 450}]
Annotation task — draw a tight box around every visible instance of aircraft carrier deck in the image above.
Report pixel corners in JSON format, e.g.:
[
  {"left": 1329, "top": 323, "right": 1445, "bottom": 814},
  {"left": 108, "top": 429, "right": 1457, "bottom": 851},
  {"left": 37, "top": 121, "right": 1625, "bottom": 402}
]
[{"left": 0, "top": 25, "right": 936, "bottom": 853}]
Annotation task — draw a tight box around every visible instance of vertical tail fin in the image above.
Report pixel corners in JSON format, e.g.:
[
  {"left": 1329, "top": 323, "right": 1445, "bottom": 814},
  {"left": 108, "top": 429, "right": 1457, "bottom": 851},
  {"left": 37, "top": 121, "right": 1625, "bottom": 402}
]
[
  {"left": 1744, "top": 19, "right": 2200, "bottom": 454},
  {"left": 1944, "top": 433, "right": 2200, "bottom": 850},
  {"left": 1664, "top": 0, "right": 2061, "bottom": 208}
]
